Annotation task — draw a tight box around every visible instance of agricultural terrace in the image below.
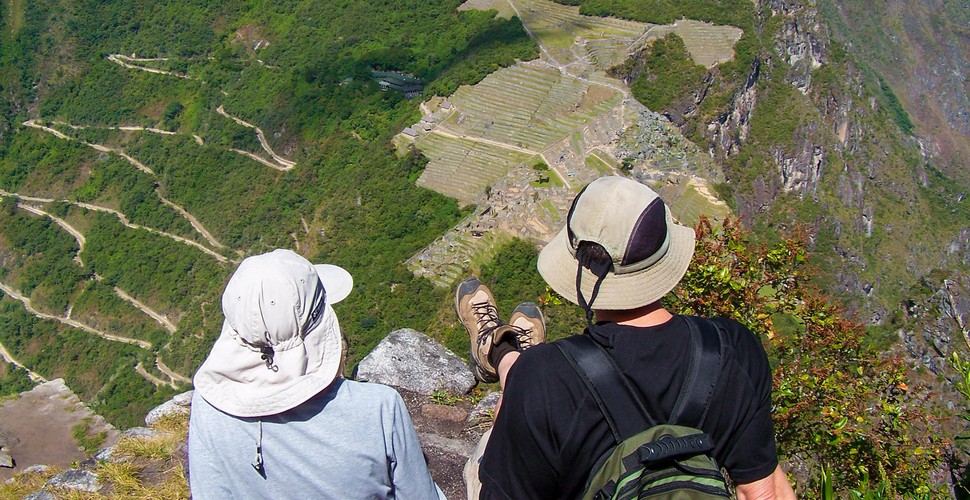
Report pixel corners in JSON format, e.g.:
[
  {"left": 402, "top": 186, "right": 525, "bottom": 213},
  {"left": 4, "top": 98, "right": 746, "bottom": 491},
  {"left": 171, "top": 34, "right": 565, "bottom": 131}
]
[
  {"left": 415, "top": 131, "right": 536, "bottom": 203},
  {"left": 3, "top": 0, "right": 26, "bottom": 39},
  {"left": 405, "top": 0, "right": 743, "bottom": 286},
  {"left": 509, "top": 0, "right": 653, "bottom": 69},
  {"left": 414, "top": 62, "right": 622, "bottom": 204},
  {"left": 639, "top": 20, "right": 743, "bottom": 67},
  {"left": 457, "top": 0, "right": 516, "bottom": 19}
]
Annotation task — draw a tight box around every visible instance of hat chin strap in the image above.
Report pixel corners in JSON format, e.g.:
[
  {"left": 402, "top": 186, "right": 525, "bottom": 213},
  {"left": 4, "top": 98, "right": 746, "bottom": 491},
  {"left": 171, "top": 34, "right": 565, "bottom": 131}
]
[{"left": 575, "top": 256, "right": 610, "bottom": 330}]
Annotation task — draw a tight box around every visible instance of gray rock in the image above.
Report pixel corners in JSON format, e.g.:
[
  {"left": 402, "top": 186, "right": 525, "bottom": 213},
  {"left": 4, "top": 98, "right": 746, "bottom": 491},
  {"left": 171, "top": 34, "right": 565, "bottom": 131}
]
[
  {"left": 0, "top": 450, "right": 12, "bottom": 468},
  {"left": 44, "top": 469, "right": 100, "bottom": 493},
  {"left": 22, "top": 464, "right": 49, "bottom": 474},
  {"left": 24, "top": 491, "right": 54, "bottom": 500},
  {"left": 0, "top": 427, "right": 19, "bottom": 448},
  {"left": 121, "top": 427, "right": 159, "bottom": 440},
  {"left": 94, "top": 445, "right": 116, "bottom": 463},
  {"left": 356, "top": 328, "right": 476, "bottom": 395},
  {"left": 144, "top": 390, "right": 193, "bottom": 426},
  {"left": 469, "top": 391, "right": 501, "bottom": 423}
]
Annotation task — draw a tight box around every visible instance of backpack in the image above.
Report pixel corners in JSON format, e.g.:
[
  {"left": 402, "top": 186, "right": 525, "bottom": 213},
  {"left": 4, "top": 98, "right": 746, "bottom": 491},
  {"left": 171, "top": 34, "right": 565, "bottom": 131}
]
[{"left": 554, "top": 316, "right": 730, "bottom": 500}]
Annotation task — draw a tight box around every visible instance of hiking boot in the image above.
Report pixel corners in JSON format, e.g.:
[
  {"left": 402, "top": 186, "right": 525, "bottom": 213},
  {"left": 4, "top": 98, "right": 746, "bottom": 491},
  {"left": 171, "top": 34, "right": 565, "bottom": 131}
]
[
  {"left": 455, "top": 277, "right": 502, "bottom": 383},
  {"left": 507, "top": 302, "right": 546, "bottom": 350}
]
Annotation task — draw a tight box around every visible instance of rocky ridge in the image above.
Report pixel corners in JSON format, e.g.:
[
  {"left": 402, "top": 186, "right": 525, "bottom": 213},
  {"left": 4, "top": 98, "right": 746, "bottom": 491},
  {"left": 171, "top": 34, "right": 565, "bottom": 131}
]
[{"left": 2, "top": 329, "right": 493, "bottom": 499}]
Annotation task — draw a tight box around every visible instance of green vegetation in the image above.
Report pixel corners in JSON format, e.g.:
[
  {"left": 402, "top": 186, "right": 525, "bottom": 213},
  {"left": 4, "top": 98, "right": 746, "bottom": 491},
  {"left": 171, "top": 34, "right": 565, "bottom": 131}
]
[
  {"left": 0, "top": 0, "right": 539, "bottom": 427},
  {"left": 0, "top": 362, "right": 34, "bottom": 397},
  {"left": 0, "top": 296, "right": 175, "bottom": 428},
  {"left": 584, "top": 154, "right": 612, "bottom": 175},
  {"left": 0, "top": 201, "right": 86, "bottom": 314},
  {"left": 72, "top": 416, "right": 108, "bottom": 455},
  {"left": 877, "top": 76, "right": 914, "bottom": 136},
  {"left": 83, "top": 212, "right": 226, "bottom": 313},
  {"left": 429, "top": 389, "right": 464, "bottom": 406},
  {"left": 557, "top": 0, "right": 755, "bottom": 30},
  {"left": 669, "top": 218, "right": 943, "bottom": 496},
  {"left": 611, "top": 33, "right": 707, "bottom": 112}
]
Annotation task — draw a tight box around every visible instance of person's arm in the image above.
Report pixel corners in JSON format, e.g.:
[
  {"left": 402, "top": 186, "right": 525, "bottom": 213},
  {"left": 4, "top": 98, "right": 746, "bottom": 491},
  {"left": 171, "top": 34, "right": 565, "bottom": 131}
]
[
  {"left": 187, "top": 398, "right": 235, "bottom": 499},
  {"left": 387, "top": 392, "right": 446, "bottom": 499},
  {"left": 736, "top": 465, "right": 796, "bottom": 499}
]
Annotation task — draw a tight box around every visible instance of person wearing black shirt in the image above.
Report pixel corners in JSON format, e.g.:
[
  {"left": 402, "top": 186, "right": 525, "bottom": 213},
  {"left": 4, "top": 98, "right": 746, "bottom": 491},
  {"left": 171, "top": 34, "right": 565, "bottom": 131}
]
[{"left": 456, "top": 176, "right": 796, "bottom": 499}]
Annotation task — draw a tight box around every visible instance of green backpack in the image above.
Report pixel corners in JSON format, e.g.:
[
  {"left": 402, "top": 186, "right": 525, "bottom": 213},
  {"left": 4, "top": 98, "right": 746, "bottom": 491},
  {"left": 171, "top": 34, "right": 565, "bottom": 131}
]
[{"left": 555, "top": 316, "right": 730, "bottom": 500}]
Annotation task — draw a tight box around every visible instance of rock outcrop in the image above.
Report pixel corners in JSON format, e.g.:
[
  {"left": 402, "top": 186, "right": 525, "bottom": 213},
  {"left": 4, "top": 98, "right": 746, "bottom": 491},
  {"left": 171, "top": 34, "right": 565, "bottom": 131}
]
[
  {"left": 9, "top": 328, "right": 490, "bottom": 499},
  {"left": 144, "top": 390, "right": 193, "bottom": 426},
  {"left": 0, "top": 379, "right": 118, "bottom": 482},
  {"left": 356, "top": 328, "right": 477, "bottom": 395}
]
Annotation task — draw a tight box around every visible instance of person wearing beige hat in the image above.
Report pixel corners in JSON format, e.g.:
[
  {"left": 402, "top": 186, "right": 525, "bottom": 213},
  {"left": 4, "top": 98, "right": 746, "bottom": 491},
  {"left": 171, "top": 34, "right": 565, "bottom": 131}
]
[
  {"left": 189, "top": 249, "right": 444, "bottom": 499},
  {"left": 457, "top": 176, "right": 795, "bottom": 499}
]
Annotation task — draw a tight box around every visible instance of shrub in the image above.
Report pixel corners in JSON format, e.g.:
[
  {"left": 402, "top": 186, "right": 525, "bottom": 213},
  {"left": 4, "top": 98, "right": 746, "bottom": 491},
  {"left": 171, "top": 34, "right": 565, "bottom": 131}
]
[{"left": 666, "top": 217, "right": 943, "bottom": 496}]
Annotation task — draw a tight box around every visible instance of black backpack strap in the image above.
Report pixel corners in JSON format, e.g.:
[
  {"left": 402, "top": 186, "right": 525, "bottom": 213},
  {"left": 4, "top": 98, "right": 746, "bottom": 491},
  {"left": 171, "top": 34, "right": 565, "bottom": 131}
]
[
  {"left": 670, "top": 316, "right": 724, "bottom": 428},
  {"left": 555, "top": 335, "right": 654, "bottom": 443},
  {"left": 556, "top": 317, "right": 725, "bottom": 437}
]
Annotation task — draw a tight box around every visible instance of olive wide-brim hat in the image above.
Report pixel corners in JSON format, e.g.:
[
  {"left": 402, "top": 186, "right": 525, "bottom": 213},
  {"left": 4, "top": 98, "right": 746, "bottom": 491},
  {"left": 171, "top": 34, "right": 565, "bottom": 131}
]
[
  {"left": 537, "top": 176, "right": 695, "bottom": 310},
  {"left": 194, "top": 249, "right": 354, "bottom": 418}
]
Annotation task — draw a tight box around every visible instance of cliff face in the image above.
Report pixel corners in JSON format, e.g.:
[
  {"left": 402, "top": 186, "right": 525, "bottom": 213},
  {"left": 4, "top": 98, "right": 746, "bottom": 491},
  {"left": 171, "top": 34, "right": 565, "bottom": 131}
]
[
  {"left": 900, "top": 274, "right": 970, "bottom": 378},
  {"left": 679, "top": 0, "right": 968, "bottom": 326},
  {"left": 826, "top": 0, "right": 970, "bottom": 180}
]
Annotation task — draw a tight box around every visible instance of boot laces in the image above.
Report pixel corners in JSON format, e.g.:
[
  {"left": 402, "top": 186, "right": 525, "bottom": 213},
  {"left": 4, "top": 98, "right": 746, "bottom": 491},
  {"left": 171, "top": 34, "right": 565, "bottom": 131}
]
[
  {"left": 472, "top": 301, "right": 502, "bottom": 346},
  {"left": 510, "top": 324, "right": 536, "bottom": 349}
]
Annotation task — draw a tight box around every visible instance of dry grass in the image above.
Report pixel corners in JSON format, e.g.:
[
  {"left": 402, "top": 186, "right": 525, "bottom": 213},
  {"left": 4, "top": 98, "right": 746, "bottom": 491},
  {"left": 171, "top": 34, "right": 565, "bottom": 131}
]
[
  {"left": 0, "top": 466, "right": 60, "bottom": 498},
  {"left": 89, "top": 461, "right": 189, "bottom": 500},
  {"left": 113, "top": 414, "right": 188, "bottom": 462},
  {"left": 5, "top": 413, "right": 190, "bottom": 499}
]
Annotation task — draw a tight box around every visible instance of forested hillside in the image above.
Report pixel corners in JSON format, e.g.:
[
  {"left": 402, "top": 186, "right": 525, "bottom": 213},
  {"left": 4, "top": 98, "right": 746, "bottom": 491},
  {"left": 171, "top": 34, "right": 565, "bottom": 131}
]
[
  {"left": 0, "top": 0, "right": 538, "bottom": 427},
  {"left": 1, "top": 0, "right": 969, "bottom": 492},
  {"left": 562, "top": 0, "right": 968, "bottom": 331}
]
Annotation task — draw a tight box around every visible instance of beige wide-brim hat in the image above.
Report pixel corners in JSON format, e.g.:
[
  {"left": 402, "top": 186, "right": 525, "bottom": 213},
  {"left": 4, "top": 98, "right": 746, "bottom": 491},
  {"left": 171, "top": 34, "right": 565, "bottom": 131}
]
[
  {"left": 194, "top": 249, "right": 353, "bottom": 418},
  {"left": 538, "top": 176, "right": 695, "bottom": 310}
]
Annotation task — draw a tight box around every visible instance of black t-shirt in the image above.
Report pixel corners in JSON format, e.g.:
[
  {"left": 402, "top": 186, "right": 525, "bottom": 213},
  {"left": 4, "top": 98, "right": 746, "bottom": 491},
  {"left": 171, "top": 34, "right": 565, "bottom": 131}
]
[{"left": 479, "top": 316, "right": 778, "bottom": 499}]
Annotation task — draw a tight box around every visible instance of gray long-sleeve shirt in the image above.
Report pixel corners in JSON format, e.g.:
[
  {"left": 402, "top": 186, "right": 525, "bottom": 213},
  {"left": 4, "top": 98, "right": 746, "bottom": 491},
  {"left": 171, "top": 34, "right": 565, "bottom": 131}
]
[{"left": 189, "top": 378, "right": 445, "bottom": 499}]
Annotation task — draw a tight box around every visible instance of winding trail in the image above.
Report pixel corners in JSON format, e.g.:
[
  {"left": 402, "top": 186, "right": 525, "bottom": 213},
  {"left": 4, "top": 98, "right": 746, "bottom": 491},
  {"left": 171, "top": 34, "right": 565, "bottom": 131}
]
[
  {"left": 156, "top": 358, "right": 191, "bottom": 385},
  {"left": 0, "top": 203, "right": 185, "bottom": 386},
  {"left": 230, "top": 148, "right": 290, "bottom": 171},
  {"left": 15, "top": 203, "right": 86, "bottom": 266},
  {"left": 0, "top": 340, "right": 46, "bottom": 383},
  {"left": 0, "top": 190, "right": 229, "bottom": 263},
  {"left": 216, "top": 105, "right": 296, "bottom": 170},
  {"left": 0, "top": 282, "right": 152, "bottom": 349},
  {"left": 22, "top": 120, "right": 227, "bottom": 250},
  {"left": 74, "top": 200, "right": 230, "bottom": 263},
  {"left": 112, "top": 287, "right": 177, "bottom": 334},
  {"left": 50, "top": 121, "right": 205, "bottom": 146},
  {"left": 107, "top": 54, "right": 191, "bottom": 79},
  {"left": 136, "top": 362, "right": 176, "bottom": 389},
  {"left": 156, "top": 195, "right": 225, "bottom": 249},
  {"left": 21, "top": 120, "right": 71, "bottom": 140},
  {"left": 136, "top": 359, "right": 190, "bottom": 389},
  {"left": 24, "top": 120, "right": 155, "bottom": 174}
]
